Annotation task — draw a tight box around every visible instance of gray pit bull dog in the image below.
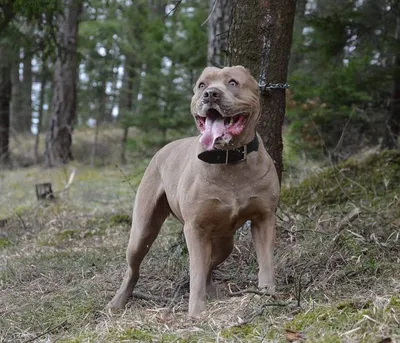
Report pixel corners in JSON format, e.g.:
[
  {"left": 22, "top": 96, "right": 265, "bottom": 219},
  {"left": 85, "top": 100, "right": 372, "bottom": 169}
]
[{"left": 107, "top": 66, "right": 280, "bottom": 317}]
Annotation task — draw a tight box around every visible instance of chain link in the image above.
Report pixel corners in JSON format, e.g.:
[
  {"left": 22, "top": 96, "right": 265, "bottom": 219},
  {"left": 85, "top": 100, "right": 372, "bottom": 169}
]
[{"left": 258, "top": 83, "right": 290, "bottom": 90}]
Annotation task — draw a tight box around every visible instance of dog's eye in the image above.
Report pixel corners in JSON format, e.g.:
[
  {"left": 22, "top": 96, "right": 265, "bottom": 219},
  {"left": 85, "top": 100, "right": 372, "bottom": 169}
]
[
  {"left": 228, "top": 79, "right": 238, "bottom": 86},
  {"left": 198, "top": 82, "right": 205, "bottom": 89}
]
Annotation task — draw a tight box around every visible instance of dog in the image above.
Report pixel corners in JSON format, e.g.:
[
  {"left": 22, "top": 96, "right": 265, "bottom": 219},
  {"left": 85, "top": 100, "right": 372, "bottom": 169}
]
[{"left": 107, "top": 66, "right": 280, "bottom": 317}]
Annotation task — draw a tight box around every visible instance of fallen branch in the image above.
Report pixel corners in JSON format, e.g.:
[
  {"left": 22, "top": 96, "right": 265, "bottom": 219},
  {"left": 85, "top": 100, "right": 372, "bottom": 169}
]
[
  {"left": 201, "top": 0, "right": 219, "bottom": 27},
  {"left": 232, "top": 302, "right": 289, "bottom": 327},
  {"left": 335, "top": 207, "right": 361, "bottom": 232},
  {"left": 228, "top": 288, "right": 275, "bottom": 297},
  {"left": 23, "top": 320, "right": 67, "bottom": 343},
  {"left": 60, "top": 168, "right": 76, "bottom": 193}
]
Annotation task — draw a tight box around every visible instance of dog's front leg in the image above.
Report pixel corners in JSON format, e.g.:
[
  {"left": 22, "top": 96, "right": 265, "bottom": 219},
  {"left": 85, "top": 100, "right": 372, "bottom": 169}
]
[
  {"left": 184, "top": 224, "right": 212, "bottom": 317},
  {"left": 251, "top": 212, "right": 276, "bottom": 293}
]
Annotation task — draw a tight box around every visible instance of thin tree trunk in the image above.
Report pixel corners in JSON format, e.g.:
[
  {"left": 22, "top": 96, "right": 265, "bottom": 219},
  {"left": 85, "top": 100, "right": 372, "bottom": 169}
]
[
  {"left": 45, "top": 0, "right": 83, "bottom": 167},
  {"left": 384, "top": 15, "right": 400, "bottom": 149},
  {"left": 207, "top": 0, "right": 232, "bottom": 67},
  {"left": 226, "top": 0, "right": 296, "bottom": 183},
  {"left": 10, "top": 54, "right": 22, "bottom": 132},
  {"left": 34, "top": 65, "right": 48, "bottom": 163},
  {"left": 91, "top": 120, "right": 100, "bottom": 166},
  {"left": 0, "top": 45, "right": 12, "bottom": 166},
  {"left": 120, "top": 61, "right": 136, "bottom": 164},
  {"left": 120, "top": 127, "right": 129, "bottom": 164},
  {"left": 91, "top": 78, "right": 107, "bottom": 166},
  {"left": 22, "top": 52, "right": 33, "bottom": 132}
]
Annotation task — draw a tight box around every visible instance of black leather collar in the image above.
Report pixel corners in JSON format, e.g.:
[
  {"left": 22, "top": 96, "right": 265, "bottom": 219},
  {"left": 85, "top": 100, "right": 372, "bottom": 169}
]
[{"left": 198, "top": 135, "right": 259, "bottom": 164}]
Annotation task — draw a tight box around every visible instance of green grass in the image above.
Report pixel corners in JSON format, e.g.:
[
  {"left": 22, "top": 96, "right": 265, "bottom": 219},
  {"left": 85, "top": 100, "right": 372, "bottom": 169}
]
[{"left": 1, "top": 149, "right": 399, "bottom": 342}]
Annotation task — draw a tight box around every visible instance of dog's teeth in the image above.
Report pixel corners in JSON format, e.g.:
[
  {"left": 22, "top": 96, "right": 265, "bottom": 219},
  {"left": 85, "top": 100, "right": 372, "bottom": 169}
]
[{"left": 229, "top": 117, "right": 234, "bottom": 125}]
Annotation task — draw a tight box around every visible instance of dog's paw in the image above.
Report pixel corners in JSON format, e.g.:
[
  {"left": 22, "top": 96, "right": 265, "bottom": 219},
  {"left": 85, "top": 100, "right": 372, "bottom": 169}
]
[
  {"left": 106, "top": 295, "right": 128, "bottom": 310},
  {"left": 258, "top": 284, "right": 276, "bottom": 296}
]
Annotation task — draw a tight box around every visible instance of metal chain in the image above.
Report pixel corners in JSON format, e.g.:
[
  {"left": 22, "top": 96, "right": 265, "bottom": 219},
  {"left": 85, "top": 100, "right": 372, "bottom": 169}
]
[{"left": 258, "top": 82, "right": 290, "bottom": 90}]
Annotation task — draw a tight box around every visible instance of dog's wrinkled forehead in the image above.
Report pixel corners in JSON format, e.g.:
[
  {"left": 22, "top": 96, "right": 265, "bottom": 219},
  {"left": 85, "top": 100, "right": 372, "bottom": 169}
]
[{"left": 194, "top": 66, "right": 258, "bottom": 92}]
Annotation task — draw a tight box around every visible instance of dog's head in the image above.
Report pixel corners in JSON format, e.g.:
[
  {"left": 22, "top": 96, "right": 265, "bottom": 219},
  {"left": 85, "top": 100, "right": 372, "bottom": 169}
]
[{"left": 191, "top": 66, "right": 260, "bottom": 150}]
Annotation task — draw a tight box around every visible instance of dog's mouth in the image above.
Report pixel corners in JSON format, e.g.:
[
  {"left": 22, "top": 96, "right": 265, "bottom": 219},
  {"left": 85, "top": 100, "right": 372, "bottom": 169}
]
[{"left": 195, "top": 109, "right": 248, "bottom": 151}]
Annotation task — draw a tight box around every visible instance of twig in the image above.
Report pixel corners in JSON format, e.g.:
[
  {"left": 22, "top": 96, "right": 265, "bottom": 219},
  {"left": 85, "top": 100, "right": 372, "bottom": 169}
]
[
  {"left": 14, "top": 212, "right": 27, "bottom": 231},
  {"left": 115, "top": 164, "right": 135, "bottom": 191},
  {"left": 228, "top": 289, "right": 275, "bottom": 297},
  {"left": 167, "top": 279, "right": 188, "bottom": 311},
  {"left": 60, "top": 168, "right": 76, "bottom": 193},
  {"left": 165, "top": 0, "right": 183, "bottom": 18},
  {"left": 201, "top": 0, "right": 219, "bottom": 26},
  {"left": 233, "top": 302, "right": 289, "bottom": 327},
  {"left": 334, "top": 110, "right": 354, "bottom": 153},
  {"left": 132, "top": 291, "right": 175, "bottom": 303},
  {"left": 296, "top": 269, "right": 305, "bottom": 307},
  {"left": 23, "top": 320, "right": 67, "bottom": 343},
  {"left": 335, "top": 207, "right": 361, "bottom": 232}
]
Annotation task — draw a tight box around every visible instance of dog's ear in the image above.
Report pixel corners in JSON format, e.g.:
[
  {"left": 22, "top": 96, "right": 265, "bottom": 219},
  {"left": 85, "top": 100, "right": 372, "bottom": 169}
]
[{"left": 232, "top": 65, "right": 253, "bottom": 76}]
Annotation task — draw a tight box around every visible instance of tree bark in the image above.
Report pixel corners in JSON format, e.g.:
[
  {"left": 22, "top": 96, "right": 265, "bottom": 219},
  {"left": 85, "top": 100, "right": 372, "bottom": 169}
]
[
  {"left": 120, "top": 60, "right": 136, "bottom": 164},
  {"left": 226, "top": 0, "right": 296, "bottom": 183},
  {"left": 207, "top": 0, "right": 232, "bottom": 67},
  {"left": 45, "top": 0, "right": 83, "bottom": 167},
  {"left": 10, "top": 49, "right": 33, "bottom": 132},
  {"left": 34, "top": 65, "right": 48, "bottom": 163},
  {"left": 384, "top": 14, "right": 400, "bottom": 149},
  {"left": 0, "top": 45, "right": 11, "bottom": 166},
  {"left": 386, "top": 54, "right": 400, "bottom": 149},
  {"left": 10, "top": 56, "right": 23, "bottom": 132},
  {"left": 21, "top": 52, "right": 33, "bottom": 132}
]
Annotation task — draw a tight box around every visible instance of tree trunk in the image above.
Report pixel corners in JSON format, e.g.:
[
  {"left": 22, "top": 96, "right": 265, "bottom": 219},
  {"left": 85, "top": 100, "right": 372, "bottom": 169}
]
[
  {"left": 34, "top": 65, "right": 48, "bottom": 163},
  {"left": 10, "top": 50, "right": 33, "bottom": 132},
  {"left": 0, "top": 45, "right": 11, "bottom": 166},
  {"left": 226, "top": 0, "right": 296, "bottom": 183},
  {"left": 10, "top": 56, "right": 23, "bottom": 132},
  {"left": 384, "top": 15, "right": 400, "bottom": 149},
  {"left": 120, "top": 61, "right": 136, "bottom": 164},
  {"left": 45, "top": 0, "right": 83, "bottom": 167},
  {"left": 21, "top": 52, "right": 33, "bottom": 132},
  {"left": 207, "top": 0, "right": 232, "bottom": 67},
  {"left": 288, "top": 0, "right": 307, "bottom": 73},
  {"left": 386, "top": 55, "right": 400, "bottom": 149}
]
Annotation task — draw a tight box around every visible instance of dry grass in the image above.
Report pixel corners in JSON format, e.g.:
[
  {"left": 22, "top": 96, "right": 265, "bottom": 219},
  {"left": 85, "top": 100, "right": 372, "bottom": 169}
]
[{"left": 1, "top": 150, "right": 400, "bottom": 342}]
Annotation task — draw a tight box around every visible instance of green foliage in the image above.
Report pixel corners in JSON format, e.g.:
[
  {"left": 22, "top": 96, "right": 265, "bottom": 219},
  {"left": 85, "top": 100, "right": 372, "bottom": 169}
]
[
  {"left": 75, "top": 0, "right": 208, "bottom": 152},
  {"left": 129, "top": 1, "right": 208, "bottom": 136},
  {"left": 281, "top": 149, "right": 400, "bottom": 211},
  {"left": 287, "top": 0, "right": 400, "bottom": 158}
]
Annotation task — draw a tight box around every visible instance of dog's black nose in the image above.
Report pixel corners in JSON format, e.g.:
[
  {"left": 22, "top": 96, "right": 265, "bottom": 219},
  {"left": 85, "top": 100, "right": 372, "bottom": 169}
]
[{"left": 203, "top": 88, "right": 221, "bottom": 103}]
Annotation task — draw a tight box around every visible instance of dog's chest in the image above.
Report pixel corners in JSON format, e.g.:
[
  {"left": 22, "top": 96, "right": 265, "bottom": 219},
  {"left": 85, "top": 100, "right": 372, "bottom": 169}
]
[{"left": 181, "top": 180, "right": 269, "bottom": 231}]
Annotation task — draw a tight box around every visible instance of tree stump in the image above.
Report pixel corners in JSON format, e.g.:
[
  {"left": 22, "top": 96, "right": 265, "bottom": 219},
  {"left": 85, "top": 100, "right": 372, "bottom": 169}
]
[{"left": 35, "top": 183, "right": 54, "bottom": 200}]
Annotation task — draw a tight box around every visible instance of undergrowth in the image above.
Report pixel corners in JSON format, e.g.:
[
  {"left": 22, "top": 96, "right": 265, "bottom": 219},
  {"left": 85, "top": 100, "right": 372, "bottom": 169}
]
[{"left": 1, "top": 149, "right": 399, "bottom": 342}]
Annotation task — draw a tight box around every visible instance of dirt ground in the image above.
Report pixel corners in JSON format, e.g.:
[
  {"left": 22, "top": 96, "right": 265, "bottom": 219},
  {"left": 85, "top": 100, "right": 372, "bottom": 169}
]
[{"left": 1, "top": 150, "right": 399, "bottom": 342}]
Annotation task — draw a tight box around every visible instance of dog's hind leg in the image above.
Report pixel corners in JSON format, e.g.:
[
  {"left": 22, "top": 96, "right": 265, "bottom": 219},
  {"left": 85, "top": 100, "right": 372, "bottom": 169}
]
[
  {"left": 107, "top": 164, "right": 170, "bottom": 309},
  {"left": 251, "top": 211, "right": 276, "bottom": 293},
  {"left": 206, "top": 236, "right": 234, "bottom": 297}
]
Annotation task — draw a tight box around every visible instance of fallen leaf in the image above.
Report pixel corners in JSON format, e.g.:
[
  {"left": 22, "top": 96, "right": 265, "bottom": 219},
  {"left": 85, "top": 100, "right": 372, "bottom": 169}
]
[
  {"left": 285, "top": 329, "right": 305, "bottom": 342},
  {"left": 377, "top": 338, "right": 392, "bottom": 343}
]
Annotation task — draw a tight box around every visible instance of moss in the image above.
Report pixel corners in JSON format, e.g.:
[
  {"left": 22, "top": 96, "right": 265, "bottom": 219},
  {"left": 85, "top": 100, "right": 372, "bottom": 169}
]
[
  {"left": 281, "top": 150, "right": 400, "bottom": 211},
  {"left": 220, "top": 324, "right": 260, "bottom": 340},
  {"left": 116, "top": 328, "right": 155, "bottom": 341},
  {"left": 0, "top": 237, "right": 11, "bottom": 249},
  {"left": 389, "top": 295, "right": 400, "bottom": 309},
  {"left": 109, "top": 213, "right": 131, "bottom": 226},
  {"left": 56, "top": 229, "right": 79, "bottom": 240},
  {"left": 285, "top": 301, "right": 399, "bottom": 343}
]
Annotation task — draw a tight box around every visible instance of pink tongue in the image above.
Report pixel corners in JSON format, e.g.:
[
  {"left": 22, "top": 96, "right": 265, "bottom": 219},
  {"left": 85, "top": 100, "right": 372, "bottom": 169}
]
[{"left": 199, "top": 116, "right": 226, "bottom": 150}]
